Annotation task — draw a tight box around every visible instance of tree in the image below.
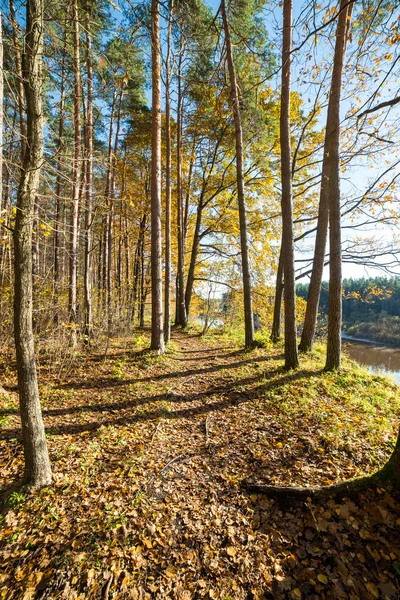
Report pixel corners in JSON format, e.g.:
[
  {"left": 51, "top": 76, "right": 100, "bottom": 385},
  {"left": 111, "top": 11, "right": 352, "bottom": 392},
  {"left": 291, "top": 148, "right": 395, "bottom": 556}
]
[
  {"left": 299, "top": 0, "right": 353, "bottom": 354},
  {"left": 83, "top": 0, "right": 94, "bottom": 341},
  {"left": 69, "top": 0, "right": 81, "bottom": 346},
  {"left": 325, "top": 0, "right": 354, "bottom": 370},
  {"left": 279, "top": 0, "right": 298, "bottom": 369},
  {"left": 164, "top": 0, "right": 173, "bottom": 344},
  {"left": 221, "top": 0, "right": 254, "bottom": 348},
  {"left": 150, "top": 0, "right": 165, "bottom": 352},
  {"left": 13, "top": 0, "right": 52, "bottom": 487}
]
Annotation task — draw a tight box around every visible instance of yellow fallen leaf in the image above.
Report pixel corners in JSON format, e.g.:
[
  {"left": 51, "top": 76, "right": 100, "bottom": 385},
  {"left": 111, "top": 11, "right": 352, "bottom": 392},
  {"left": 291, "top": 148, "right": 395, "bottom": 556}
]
[
  {"left": 293, "top": 589, "right": 302, "bottom": 598},
  {"left": 366, "top": 582, "right": 379, "bottom": 598},
  {"left": 317, "top": 573, "right": 328, "bottom": 584},
  {"left": 15, "top": 570, "right": 26, "bottom": 581},
  {"left": 227, "top": 546, "right": 237, "bottom": 557},
  {"left": 142, "top": 538, "right": 152, "bottom": 549},
  {"left": 276, "top": 442, "right": 283, "bottom": 448},
  {"left": 165, "top": 565, "right": 177, "bottom": 578}
]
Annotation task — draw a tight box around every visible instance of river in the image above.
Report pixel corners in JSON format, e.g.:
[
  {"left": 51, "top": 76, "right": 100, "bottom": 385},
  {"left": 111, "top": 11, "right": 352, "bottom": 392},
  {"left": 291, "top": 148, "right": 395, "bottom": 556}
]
[{"left": 343, "top": 337, "right": 400, "bottom": 384}]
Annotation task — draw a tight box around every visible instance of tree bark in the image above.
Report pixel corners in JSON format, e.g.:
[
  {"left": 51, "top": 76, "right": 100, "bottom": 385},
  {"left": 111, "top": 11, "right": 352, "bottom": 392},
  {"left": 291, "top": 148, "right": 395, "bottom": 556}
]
[
  {"left": 299, "top": 0, "right": 353, "bottom": 354},
  {"left": 150, "top": 0, "right": 165, "bottom": 352},
  {"left": 271, "top": 242, "right": 283, "bottom": 342},
  {"left": 325, "top": 0, "right": 353, "bottom": 371},
  {"left": 13, "top": 0, "right": 52, "bottom": 488},
  {"left": 69, "top": 0, "right": 81, "bottom": 345},
  {"left": 176, "top": 40, "right": 187, "bottom": 328},
  {"left": 185, "top": 194, "right": 203, "bottom": 318},
  {"left": 10, "top": 0, "right": 27, "bottom": 163},
  {"left": 164, "top": 0, "right": 173, "bottom": 344},
  {"left": 83, "top": 2, "right": 93, "bottom": 342},
  {"left": 0, "top": 9, "right": 3, "bottom": 227},
  {"left": 279, "top": 0, "right": 298, "bottom": 369},
  {"left": 53, "top": 17, "right": 67, "bottom": 325},
  {"left": 221, "top": 0, "right": 254, "bottom": 348}
]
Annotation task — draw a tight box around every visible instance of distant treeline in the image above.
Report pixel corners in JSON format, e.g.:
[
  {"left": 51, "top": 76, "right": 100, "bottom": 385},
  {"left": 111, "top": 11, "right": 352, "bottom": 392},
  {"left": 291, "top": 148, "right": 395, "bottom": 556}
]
[{"left": 297, "top": 277, "right": 400, "bottom": 345}]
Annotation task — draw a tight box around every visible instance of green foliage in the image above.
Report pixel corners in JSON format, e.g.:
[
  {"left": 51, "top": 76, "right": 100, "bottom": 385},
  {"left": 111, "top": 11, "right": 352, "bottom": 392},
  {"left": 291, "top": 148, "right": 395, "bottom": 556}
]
[{"left": 6, "top": 492, "right": 26, "bottom": 509}]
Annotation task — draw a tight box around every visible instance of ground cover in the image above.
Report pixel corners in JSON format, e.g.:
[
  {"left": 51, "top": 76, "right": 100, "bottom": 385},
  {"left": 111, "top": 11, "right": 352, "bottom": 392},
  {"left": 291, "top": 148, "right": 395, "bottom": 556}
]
[{"left": 1, "top": 330, "right": 399, "bottom": 599}]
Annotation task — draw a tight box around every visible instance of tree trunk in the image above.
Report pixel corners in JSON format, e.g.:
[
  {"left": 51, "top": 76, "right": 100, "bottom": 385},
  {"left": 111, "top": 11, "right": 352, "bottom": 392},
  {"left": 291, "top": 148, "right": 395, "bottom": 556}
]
[
  {"left": 176, "top": 41, "right": 187, "bottom": 328},
  {"left": 83, "top": 3, "right": 93, "bottom": 342},
  {"left": 299, "top": 0, "right": 353, "bottom": 354},
  {"left": 69, "top": 0, "right": 81, "bottom": 345},
  {"left": 150, "top": 0, "right": 165, "bottom": 353},
  {"left": 103, "top": 90, "right": 116, "bottom": 323},
  {"left": 0, "top": 9, "right": 3, "bottom": 228},
  {"left": 221, "top": 0, "right": 254, "bottom": 348},
  {"left": 53, "top": 18, "right": 67, "bottom": 325},
  {"left": 279, "top": 0, "right": 298, "bottom": 369},
  {"left": 13, "top": 0, "right": 52, "bottom": 488},
  {"left": 10, "top": 0, "right": 27, "bottom": 163},
  {"left": 185, "top": 195, "right": 203, "bottom": 318},
  {"left": 164, "top": 0, "right": 173, "bottom": 344},
  {"left": 271, "top": 242, "right": 283, "bottom": 342},
  {"left": 325, "top": 0, "right": 353, "bottom": 371}
]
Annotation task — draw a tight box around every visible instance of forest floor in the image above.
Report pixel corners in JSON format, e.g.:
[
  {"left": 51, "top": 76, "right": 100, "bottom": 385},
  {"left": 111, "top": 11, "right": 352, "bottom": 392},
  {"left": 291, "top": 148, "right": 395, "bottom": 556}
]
[{"left": 1, "top": 328, "right": 400, "bottom": 600}]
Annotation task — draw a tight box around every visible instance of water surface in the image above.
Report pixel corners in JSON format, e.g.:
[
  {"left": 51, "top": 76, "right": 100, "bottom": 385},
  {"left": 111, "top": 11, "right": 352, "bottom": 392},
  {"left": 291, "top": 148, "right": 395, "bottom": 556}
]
[{"left": 343, "top": 338, "right": 400, "bottom": 384}]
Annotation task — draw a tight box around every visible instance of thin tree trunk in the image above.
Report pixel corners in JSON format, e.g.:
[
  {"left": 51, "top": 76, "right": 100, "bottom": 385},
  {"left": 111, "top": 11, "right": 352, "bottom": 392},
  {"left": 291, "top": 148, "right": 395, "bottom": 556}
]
[
  {"left": 185, "top": 194, "right": 203, "bottom": 318},
  {"left": 271, "top": 242, "right": 284, "bottom": 342},
  {"left": 300, "top": 0, "right": 353, "bottom": 354},
  {"left": 83, "top": 3, "right": 93, "bottom": 341},
  {"left": 280, "top": 0, "right": 298, "bottom": 369},
  {"left": 103, "top": 90, "right": 116, "bottom": 321},
  {"left": 13, "top": 0, "right": 52, "bottom": 488},
  {"left": 0, "top": 9, "right": 3, "bottom": 226},
  {"left": 176, "top": 41, "right": 187, "bottom": 328},
  {"left": 10, "top": 0, "right": 26, "bottom": 163},
  {"left": 221, "top": 0, "right": 254, "bottom": 348},
  {"left": 53, "top": 20, "right": 67, "bottom": 325},
  {"left": 32, "top": 196, "right": 39, "bottom": 327},
  {"left": 164, "top": 0, "right": 173, "bottom": 344},
  {"left": 150, "top": 0, "right": 165, "bottom": 352},
  {"left": 69, "top": 0, "right": 81, "bottom": 345},
  {"left": 325, "top": 0, "right": 353, "bottom": 370}
]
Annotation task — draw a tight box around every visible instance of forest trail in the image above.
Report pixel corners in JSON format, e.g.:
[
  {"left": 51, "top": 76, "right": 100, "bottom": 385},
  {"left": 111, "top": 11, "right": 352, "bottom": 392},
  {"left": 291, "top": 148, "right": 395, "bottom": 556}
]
[{"left": 1, "top": 331, "right": 400, "bottom": 599}]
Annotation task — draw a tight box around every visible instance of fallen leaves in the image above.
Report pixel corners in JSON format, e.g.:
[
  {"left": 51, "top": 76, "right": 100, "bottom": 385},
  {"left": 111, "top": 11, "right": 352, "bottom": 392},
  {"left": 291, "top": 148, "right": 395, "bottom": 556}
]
[{"left": 1, "top": 331, "right": 399, "bottom": 599}]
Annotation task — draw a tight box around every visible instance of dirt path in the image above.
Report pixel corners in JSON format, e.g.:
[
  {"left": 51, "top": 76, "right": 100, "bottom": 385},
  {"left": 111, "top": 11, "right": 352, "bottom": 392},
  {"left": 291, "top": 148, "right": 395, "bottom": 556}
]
[{"left": 1, "top": 330, "right": 399, "bottom": 599}]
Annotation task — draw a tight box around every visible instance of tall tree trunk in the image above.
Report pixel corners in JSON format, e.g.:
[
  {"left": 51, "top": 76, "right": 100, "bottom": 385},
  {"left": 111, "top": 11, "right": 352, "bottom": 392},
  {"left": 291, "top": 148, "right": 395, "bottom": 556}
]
[
  {"left": 32, "top": 196, "right": 39, "bottom": 327},
  {"left": 13, "top": 0, "right": 52, "bottom": 488},
  {"left": 10, "top": 0, "right": 26, "bottom": 163},
  {"left": 53, "top": 19, "right": 67, "bottom": 325},
  {"left": 300, "top": 0, "right": 353, "bottom": 354},
  {"left": 0, "top": 9, "right": 3, "bottom": 226},
  {"left": 69, "top": 0, "right": 81, "bottom": 345},
  {"left": 221, "top": 0, "right": 254, "bottom": 348},
  {"left": 164, "top": 0, "right": 173, "bottom": 344},
  {"left": 83, "top": 3, "right": 93, "bottom": 341},
  {"left": 176, "top": 41, "right": 187, "bottom": 328},
  {"left": 185, "top": 194, "right": 203, "bottom": 318},
  {"left": 280, "top": 0, "right": 298, "bottom": 369},
  {"left": 107, "top": 85, "right": 124, "bottom": 333},
  {"left": 103, "top": 90, "right": 116, "bottom": 321},
  {"left": 150, "top": 0, "right": 165, "bottom": 352},
  {"left": 271, "top": 242, "right": 284, "bottom": 342},
  {"left": 325, "top": 0, "right": 353, "bottom": 370}
]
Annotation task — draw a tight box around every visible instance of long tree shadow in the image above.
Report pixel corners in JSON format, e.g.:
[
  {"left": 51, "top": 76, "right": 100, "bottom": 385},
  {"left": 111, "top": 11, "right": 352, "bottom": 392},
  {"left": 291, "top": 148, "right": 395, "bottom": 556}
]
[
  {"left": 55, "top": 353, "right": 284, "bottom": 391},
  {"left": 0, "top": 353, "right": 285, "bottom": 417},
  {"left": 0, "top": 368, "right": 318, "bottom": 440}
]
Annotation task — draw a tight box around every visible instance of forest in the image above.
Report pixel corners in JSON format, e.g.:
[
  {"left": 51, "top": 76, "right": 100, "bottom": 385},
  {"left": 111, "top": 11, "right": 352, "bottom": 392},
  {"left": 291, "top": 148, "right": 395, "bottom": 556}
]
[
  {"left": 1, "top": 0, "right": 400, "bottom": 598},
  {"left": 297, "top": 277, "right": 400, "bottom": 346}
]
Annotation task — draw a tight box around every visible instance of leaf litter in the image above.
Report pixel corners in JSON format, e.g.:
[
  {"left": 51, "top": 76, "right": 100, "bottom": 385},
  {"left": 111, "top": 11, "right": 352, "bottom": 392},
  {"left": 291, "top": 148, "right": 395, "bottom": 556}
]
[{"left": 0, "top": 330, "right": 399, "bottom": 599}]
